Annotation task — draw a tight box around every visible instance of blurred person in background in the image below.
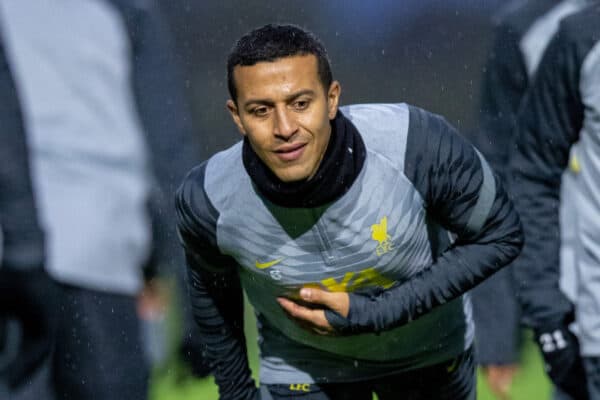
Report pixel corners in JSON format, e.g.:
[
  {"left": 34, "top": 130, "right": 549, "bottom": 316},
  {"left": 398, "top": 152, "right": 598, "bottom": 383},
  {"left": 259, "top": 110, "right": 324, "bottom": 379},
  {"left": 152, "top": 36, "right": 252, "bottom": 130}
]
[
  {"left": 470, "top": 0, "right": 592, "bottom": 398},
  {"left": 0, "top": 0, "right": 204, "bottom": 398},
  {"left": 510, "top": 2, "right": 600, "bottom": 398},
  {"left": 0, "top": 33, "right": 58, "bottom": 397},
  {"left": 176, "top": 24, "right": 523, "bottom": 400}
]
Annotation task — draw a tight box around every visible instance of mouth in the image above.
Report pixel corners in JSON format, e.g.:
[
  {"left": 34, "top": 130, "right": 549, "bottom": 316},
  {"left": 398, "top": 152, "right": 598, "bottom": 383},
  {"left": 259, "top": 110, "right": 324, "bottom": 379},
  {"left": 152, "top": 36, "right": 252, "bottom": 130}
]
[{"left": 274, "top": 143, "right": 307, "bottom": 162}]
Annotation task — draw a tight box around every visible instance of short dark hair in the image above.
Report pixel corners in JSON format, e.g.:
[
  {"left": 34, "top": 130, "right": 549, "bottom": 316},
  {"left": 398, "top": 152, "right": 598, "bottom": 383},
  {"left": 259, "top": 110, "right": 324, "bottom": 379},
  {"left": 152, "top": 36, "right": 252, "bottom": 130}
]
[{"left": 227, "top": 24, "right": 333, "bottom": 102}]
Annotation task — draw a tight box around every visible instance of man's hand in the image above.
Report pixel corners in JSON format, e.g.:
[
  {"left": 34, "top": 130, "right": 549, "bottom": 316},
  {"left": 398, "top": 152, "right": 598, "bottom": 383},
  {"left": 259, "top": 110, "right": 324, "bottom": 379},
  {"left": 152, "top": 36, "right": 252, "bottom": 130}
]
[
  {"left": 534, "top": 323, "right": 589, "bottom": 399},
  {"left": 481, "top": 364, "right": 519, "bottom": 400},
  {"left": 277, "top": 288, "right": 349, "bottom": 335}
]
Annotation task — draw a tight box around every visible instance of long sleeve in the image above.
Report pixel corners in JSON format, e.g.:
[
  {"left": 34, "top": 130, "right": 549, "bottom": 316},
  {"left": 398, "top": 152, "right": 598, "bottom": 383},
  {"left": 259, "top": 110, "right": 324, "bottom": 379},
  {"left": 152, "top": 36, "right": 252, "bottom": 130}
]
[
  {"left": 328, "top": 106, "right": 524, "bottom": 333},
  {"left": 509, "top": 15, "right": 591, "bottom": 328},
  {"left": 175, "top": 164, "right": 256, "bottom": 400},
  {"left": 0, "top": 37, "right": 44, "bottom": 271},
  {"left": 470, "top": 0, "right": 590, "bottom": 365}
]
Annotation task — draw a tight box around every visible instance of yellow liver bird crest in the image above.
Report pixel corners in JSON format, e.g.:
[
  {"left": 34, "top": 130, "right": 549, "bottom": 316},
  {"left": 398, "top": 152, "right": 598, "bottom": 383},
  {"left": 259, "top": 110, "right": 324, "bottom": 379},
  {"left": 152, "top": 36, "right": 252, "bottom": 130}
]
[{"left": 371, "top": 216, "right": 394, "bottom": 256}]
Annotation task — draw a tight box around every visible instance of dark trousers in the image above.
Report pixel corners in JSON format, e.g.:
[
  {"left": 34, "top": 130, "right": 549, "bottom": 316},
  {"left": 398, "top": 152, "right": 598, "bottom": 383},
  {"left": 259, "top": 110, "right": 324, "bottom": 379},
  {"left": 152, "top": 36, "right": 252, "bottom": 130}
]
[
  {"left": 12, "top": 284, "right": 149, "bottom": 400},
  {"left": 584, "top": 357, "right": 600, "bottom": 400},
  {"left": 261, "top": 346, "right": 475, "bottom": 400}
]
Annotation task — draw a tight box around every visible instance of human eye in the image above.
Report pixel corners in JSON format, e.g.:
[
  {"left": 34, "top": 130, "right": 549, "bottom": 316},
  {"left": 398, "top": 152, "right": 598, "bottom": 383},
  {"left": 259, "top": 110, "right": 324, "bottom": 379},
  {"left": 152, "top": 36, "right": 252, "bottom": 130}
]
[
  {"left": 292, "top": 98, "right": 310, "bottom": 111},
  {"left": 250, "top": 106, "right": 269, "bottom": 117}
]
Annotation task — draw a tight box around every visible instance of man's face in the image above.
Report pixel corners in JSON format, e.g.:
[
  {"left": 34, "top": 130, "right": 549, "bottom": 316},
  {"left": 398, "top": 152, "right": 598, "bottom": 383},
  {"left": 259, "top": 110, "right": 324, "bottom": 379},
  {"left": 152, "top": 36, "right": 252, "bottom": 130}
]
[{"left": 227, "top": 55, "right": 341, "bottom": 182}]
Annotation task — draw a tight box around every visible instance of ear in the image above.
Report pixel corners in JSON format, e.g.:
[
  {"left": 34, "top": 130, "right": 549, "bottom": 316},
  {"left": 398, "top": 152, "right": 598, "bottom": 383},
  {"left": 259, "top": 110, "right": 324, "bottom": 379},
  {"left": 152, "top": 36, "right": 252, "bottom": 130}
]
[
  {"left": 327, "top": 81, "right": 341, "bottom": 120},
  {"left": 226, "top": 99, "right": 246, "bottom": 136}
]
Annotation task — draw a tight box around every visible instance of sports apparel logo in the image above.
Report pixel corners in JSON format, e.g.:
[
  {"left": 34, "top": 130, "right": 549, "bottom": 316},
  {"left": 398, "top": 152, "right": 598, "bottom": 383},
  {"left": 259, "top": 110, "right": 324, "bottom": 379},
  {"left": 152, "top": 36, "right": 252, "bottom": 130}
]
[
  {"left": 371, "top": 216, "right": 394, "bottom": 256},
  {"left": 446, "top": 358, "right": 459, "bottom": 373},
  {"left": 255, "top": 258, "right": 284, "bottom": 269},
  {"left": 289, "top": 384, "right": 311, "bottom": 392}
]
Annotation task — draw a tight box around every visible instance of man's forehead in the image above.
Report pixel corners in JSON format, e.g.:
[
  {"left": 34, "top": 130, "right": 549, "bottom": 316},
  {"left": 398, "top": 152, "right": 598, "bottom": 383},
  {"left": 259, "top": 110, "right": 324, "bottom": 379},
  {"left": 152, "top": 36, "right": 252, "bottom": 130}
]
[
  {"left": 233, "top": 55, "right": 321, "bottom": 100},
  {"left": 233, "top": 54, "right": 319, "bottom": 81}
]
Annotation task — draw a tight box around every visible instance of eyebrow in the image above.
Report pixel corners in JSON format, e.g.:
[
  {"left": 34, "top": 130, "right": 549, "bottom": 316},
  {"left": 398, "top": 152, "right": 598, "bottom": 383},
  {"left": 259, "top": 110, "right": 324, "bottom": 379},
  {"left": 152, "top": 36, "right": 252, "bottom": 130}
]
[{"left": 243, "top": 89, "right": 316, "bottom": 109}]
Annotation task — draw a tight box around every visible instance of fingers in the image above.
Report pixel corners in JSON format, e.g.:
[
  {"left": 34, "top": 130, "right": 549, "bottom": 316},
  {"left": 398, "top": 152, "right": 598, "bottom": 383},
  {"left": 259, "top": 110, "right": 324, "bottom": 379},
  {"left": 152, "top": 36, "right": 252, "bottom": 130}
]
[
  {"left": 277, "top": 297, "right": 325, "bottom": 323},
  {"left": 276, "top": 287, "right": 350, "bottom": 335},
  {"left": 299, "top": 288, "right": 349, "bottom": 318},
  {"left": 276, "top": 297, "right": 335, "bottom": 335}
]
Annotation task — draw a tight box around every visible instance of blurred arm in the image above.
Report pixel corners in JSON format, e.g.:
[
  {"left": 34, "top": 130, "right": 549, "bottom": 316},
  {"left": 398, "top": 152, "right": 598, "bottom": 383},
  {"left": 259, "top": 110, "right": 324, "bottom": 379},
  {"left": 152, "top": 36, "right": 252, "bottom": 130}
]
[{"left": 509, "top": 22, "right": 584, "bottom": 329}]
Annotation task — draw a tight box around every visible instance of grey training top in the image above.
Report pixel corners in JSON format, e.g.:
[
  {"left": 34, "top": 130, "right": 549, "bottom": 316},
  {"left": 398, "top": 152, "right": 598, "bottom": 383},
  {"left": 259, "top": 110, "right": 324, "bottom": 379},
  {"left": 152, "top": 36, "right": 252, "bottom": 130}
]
[{"left": 177, "top": 103, "right": 522, "bottom": 389}]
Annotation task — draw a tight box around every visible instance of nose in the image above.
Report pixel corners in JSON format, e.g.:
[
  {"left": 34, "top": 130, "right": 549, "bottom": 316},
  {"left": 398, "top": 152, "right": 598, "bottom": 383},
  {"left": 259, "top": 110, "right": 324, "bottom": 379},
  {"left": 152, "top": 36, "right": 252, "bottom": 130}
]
[{"left": 273, "top": 106, "right": 297, "bottom": 140}]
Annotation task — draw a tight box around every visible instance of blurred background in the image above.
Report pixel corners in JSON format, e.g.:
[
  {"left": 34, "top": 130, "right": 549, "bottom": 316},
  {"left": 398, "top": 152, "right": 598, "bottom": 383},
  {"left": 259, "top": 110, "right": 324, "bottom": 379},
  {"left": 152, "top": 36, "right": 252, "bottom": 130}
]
[{"left": 160, "top": 0, "right": 504, "bottom": 160}]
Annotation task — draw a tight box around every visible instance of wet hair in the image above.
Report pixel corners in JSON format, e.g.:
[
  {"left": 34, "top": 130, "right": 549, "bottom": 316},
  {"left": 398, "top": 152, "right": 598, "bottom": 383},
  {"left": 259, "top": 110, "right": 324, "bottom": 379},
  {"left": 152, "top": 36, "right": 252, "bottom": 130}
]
[{"left": 227, "top": 24, "right": 333, "bottom": 102}]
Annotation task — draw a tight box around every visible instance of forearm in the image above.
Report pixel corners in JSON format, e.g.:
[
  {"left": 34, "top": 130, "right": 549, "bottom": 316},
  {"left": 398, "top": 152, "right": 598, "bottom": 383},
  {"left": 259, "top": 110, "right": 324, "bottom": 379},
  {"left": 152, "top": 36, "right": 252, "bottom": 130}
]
[
  {"left": 187, "top": 265, "right": 256, "bottom": 400},
  {"left": 510, "top": 175, "right": 572, "bottom": 327},
  {"left": 329, "top": 236, "right": 521, "bottom": 333},
  {"left": 328, "top": 187, "right": 523, "bottom": 333},
  {"left": 324, "top": 107, "right": 524, "bottom": 334}
]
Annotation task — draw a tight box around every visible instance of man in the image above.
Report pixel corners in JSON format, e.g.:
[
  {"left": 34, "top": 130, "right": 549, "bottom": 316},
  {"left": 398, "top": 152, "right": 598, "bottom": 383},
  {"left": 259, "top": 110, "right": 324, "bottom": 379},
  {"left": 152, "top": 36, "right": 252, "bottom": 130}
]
[
  {"left": 470, "top": 0, "right": 592, "bottom": 397},
  {"left": 176, "top": 24, "right": 523, "bottom": 400},
  {"left": 510, "top": 2, "right": 600, "bottom": 398},
  {"left": 0, "top": 0, "right": 201, "bottom": 398},
  {"left": 0, "top": 33, "right": 57, "bottom": 394}
]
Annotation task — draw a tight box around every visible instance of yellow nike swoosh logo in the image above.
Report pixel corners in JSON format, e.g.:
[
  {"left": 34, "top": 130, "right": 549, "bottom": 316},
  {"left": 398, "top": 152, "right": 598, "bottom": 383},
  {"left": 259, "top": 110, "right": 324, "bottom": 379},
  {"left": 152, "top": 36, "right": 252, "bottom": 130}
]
[
  {"left": 446, "top": 358, "right": 459, "bottom": 373},
  {"left": 255, "top": 258, "right": 284, "bottom": 269}
]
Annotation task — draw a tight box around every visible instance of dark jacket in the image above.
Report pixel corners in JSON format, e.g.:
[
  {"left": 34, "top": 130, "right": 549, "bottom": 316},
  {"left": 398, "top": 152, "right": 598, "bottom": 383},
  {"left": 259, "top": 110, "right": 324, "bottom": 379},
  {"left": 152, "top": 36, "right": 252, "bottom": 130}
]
[
  {"left": 470, "top": 0, "right": 587, "bottom": 365},
  {"left": 510, "top": 3, "right": 600, "bottom": 355}
]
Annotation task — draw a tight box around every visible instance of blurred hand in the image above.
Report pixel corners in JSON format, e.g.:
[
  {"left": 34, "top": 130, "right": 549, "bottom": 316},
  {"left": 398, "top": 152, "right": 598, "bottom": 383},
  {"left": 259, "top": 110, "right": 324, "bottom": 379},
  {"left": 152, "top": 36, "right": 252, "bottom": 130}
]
[
  {"left": 534, "top": 322, "right": 589, "bottom": 400},
  {"left": 0, "top": 266, "right": 59, "bottom": 388},
  {"left": 482, "top": 364, "right": 518, "bottom": 400},
  {"left": 136, "top": 278, "right": 171, "bottom": 320},
  {"left": 277, "top": 288, "right": 349, "bottom": 335}
]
